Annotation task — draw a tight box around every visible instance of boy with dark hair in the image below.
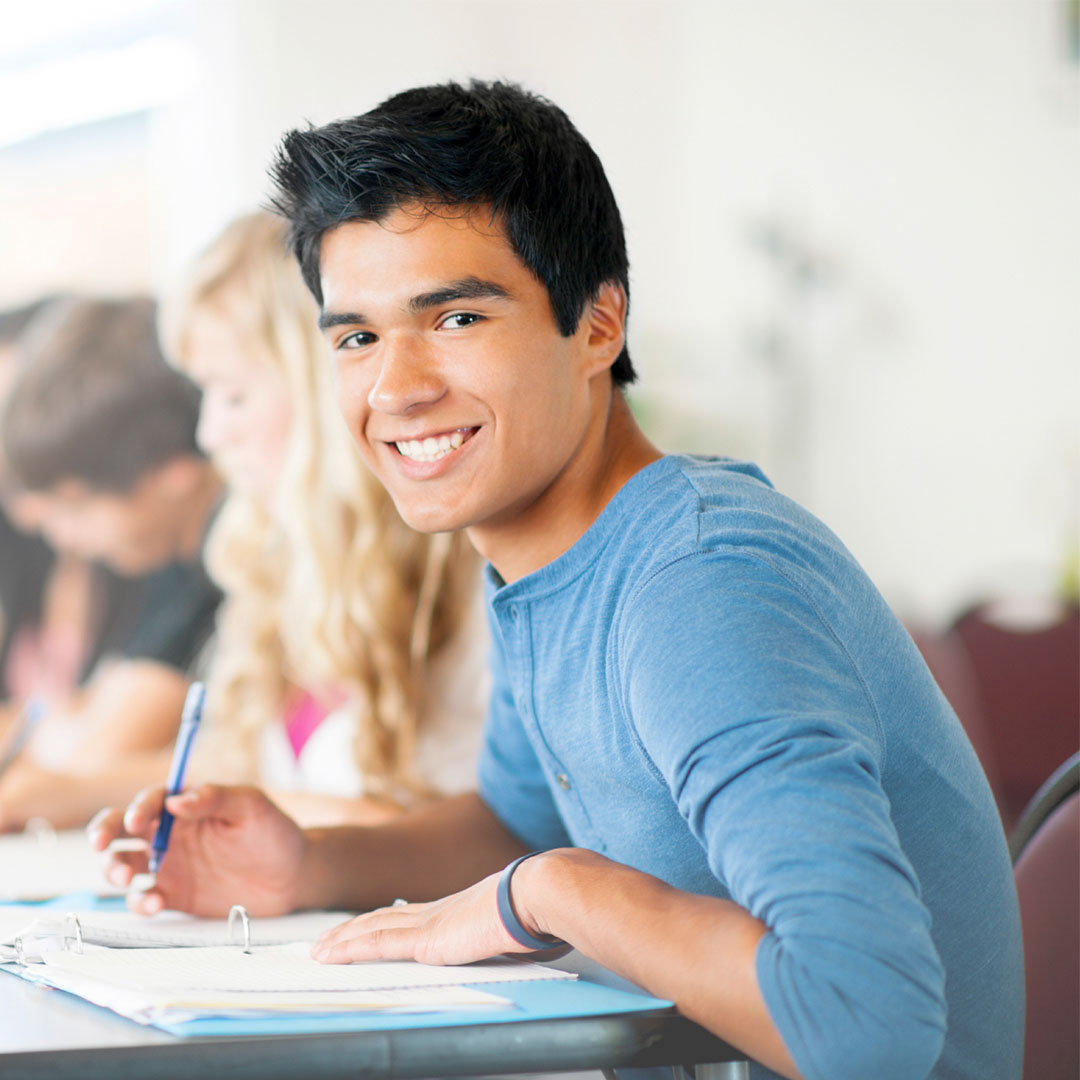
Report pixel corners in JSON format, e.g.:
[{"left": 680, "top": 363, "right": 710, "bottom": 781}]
[
  {"left": 0, "top": 297, "right": 222, "bottom": 829},
  {"left": 0, "top": 299, "right": 61, "bottom": 704},
  {"left": 98, "top": 82, "right": 1022, "bottom": 1080}
]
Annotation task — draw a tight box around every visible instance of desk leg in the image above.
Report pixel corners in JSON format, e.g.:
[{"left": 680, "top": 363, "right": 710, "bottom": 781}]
[{"left": 693, "top": 1064, "right": 750, "bottom": 1080}]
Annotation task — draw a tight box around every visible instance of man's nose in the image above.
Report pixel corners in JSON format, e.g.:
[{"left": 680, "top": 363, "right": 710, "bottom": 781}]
[{"left": 367, "top": 335, "right": 446, "bottom": 414}]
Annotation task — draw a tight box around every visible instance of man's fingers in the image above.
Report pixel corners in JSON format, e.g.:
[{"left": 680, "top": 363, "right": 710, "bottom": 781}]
[
  {"left": 315, "top": 925, "right": 424, "bottom": 965},
  {"left": 126, "top": 885, "right": 166, "bottom": 916},
  {"left": 164, "top": 783, "right": 258, "bottom": 822},
  {"left": 87, "top": 807, "right": 125, "bottom": 850},
  {"left": 123, "top": 786, "right": 168, "bottom": 836},
  {"left": 105, "top": 847, "right": 151, "bottom": 886},
  {"left": 313, "top": 904, "right": 433, "bottom": 952}
]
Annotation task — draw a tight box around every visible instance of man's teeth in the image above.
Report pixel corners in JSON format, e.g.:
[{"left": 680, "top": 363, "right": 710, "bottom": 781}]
[{"left": 396, "top": 430, "right": 466, "bottom": 463}]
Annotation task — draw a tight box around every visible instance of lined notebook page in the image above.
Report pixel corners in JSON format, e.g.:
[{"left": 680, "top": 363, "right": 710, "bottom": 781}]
[
  {"left": 41, "top": 941, "right": 577, "bottom": 993},
  {"left": 27, "top": 962, "right": 512, "bottom": 1017}
]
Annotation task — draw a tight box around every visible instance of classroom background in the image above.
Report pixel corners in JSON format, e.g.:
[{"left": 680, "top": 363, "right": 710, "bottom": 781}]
[
  {"left": 0, "top": 4, "right": 1077, "bottom": 1076},
  {"left": 2, "top": 0, "right": 1077, "bottom": 624},
  {"left": 1, "top": 0, "right": 1077, "bottom": 804}
]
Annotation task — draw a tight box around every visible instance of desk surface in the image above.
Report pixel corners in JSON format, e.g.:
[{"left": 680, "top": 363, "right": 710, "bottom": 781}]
[{"left": 0, "top": 959, "right": 739, "bottom": 1080}]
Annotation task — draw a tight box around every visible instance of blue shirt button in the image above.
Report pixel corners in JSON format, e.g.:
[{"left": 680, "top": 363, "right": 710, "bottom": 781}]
[{"left": 556, "top": 773, "right": 571, "bottom": 791}]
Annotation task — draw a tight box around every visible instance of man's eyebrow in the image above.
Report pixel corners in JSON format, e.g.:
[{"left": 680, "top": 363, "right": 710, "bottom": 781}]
[
  {"left": 409, "top": 277, "right": 513, "bottom": 313},
  {"left": 318, "top": 278, "right": 513, "bottom": 332},
  {"left": 318, "top": 310, "right": 366, "bottom": 331}
]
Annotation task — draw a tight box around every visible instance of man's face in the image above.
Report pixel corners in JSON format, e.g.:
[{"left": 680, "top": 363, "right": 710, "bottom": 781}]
[
  {"left": 319, "top": 206, "right": 604, "bottom": 539},
  {"left": 32, "top": 473, "right": 180, "bottom": 575}
]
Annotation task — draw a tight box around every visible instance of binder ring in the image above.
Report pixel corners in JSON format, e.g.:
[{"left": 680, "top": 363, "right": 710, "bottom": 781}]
[
  {"left": 26, "top": 817, "right": 58, "bottom": 849},
  {"left": 228, "top": 904, "right": 252, "bottom": 954},
  {"left": 63, "top": 913, "right": 84, "bottom": 955},
  {"left": 13, "top": 934, "right": 27, "bottom": 965}
]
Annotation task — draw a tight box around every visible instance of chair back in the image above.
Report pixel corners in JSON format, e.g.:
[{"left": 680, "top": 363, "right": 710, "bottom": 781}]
[
  {"left": 950, "top": 601, "right": 1079, "bottom": 826},
  {"left": 1011, "top": 753, "right": 1079, "bottom": 1080}
]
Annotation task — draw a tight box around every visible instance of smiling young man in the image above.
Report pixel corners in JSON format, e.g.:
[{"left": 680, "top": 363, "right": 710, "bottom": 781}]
[{"left": 96, "top": 82, "right": 1023, "bottom": 1080}]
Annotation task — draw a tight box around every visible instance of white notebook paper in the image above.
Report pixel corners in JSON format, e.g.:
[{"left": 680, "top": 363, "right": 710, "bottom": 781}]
[
  {"left": 39, "top": 941, "right": 577, "bottom": 994},
  {"left": 18, "top": 960, "right": 515, "bottom": 1023}
]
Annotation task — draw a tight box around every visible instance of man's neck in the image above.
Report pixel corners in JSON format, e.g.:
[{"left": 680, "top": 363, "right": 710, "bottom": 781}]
[
  {"left": 173, "top": 467, "right": 223, "bottom": 565},
  {"left": 470, "top": 390, "right": 661, "bottom": 584}
]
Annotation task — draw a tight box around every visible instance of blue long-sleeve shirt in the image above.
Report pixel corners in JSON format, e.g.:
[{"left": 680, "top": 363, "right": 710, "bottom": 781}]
[{"left": 478, "top": 454, "right": 1023, "bottom": 1080}]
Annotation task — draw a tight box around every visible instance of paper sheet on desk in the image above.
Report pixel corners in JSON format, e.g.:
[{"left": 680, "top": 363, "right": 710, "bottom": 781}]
[
  {"left": 0, "top": 830, "right": 123, "bottom": 901},
  {"left": 38, "top": 941, "right": 576, "bottom": 993},
  {"left": 17, "top": 960, "right": 513, "bottom": 1024}
]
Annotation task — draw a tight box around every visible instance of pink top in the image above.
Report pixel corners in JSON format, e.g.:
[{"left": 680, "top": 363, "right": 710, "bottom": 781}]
[{"left": 283, "top": 692, "right": 332, "bottom": 759}]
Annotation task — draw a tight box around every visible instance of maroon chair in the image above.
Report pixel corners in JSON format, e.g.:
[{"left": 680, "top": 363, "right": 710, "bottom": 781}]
[
  {"left": 1011, "top": 753, "right": 1079, "bottom": 1080},
  {"left": 908, "top": 625, "right": 1004, "bottom": 822},
  {"left": 949, "top": 601, "right": 1080, "bottom": 828}
]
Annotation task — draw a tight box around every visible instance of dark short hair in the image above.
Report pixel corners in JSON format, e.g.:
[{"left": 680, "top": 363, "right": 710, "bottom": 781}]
[
  {"left": 271, "top": 80, "right": 635, "bottom": 386},
  {"left": 0, "top": 297, "right": 66, "bottom": 347},
  {"left": 1, "top": 297, "right": 202, "bottom": 494}
]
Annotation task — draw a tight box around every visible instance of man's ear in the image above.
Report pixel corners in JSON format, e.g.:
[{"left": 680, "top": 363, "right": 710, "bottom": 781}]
[
  {"left": 581, "top": 281, "right": 627, "bottom": 378},
  {"left": 151, "top": 455, "right": 207, "bottom": 497}
]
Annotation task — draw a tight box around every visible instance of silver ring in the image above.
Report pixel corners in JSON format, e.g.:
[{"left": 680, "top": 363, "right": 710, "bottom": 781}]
[
  {"left": 391, "top": 897, "right": 408, "bottom": 907},
  {"left": 228, "top": 904, "right": 252, "bottom": 953}
]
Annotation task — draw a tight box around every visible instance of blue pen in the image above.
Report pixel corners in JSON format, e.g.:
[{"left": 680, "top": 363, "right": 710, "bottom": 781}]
[
  {"left": 0, "top": 696, "right": 46, "bottom": 783},
  {"left": 148, "top": 681, "right": 206, "bottom": 874}
]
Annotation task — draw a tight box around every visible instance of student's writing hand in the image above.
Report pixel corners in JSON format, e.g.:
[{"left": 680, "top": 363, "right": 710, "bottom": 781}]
[
  {"left": 310, "top": 859, "right": 564, "bottom": 967},
  {"left": 88, "top": 784, "right": 306, "bottom": 918}
]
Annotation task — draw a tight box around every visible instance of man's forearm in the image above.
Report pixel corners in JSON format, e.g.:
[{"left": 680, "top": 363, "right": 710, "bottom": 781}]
[
  {"left": 515, "top": 849, "right": 802, "bottom": 1080},
  {"left": 296, "top": 792, "right": 528, "bottom": 911}
]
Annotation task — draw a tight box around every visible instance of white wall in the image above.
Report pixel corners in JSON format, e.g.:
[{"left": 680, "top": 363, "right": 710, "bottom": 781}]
[{"left": 4, "top": 0, "right": 1078, "bottom": 623}]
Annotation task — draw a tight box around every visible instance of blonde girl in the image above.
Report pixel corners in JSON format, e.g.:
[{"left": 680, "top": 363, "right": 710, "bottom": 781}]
[{"left": 161, "top": 212, "right": 488, "bottom": 825}]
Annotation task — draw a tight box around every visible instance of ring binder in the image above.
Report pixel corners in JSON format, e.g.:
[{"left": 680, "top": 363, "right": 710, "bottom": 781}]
[
  {"left": 228, "top": 905, "right": 252, "bottom": 954},
  {"left": 64, "top": 913, "right": 84, "bottom": 955},
  {"left": 25, "top": 818, "right": 58, "bottom": 848}
]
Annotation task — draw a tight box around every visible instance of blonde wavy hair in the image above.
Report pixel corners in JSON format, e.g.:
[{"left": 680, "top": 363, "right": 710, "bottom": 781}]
[{"left": 161, "top": 212, "right": 479, "bottom": 799}]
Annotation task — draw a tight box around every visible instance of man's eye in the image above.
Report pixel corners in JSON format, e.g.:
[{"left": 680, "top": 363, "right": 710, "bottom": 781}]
[
  {"left": 438, "top": 312, "right": 483, "bottom": 330},
  {"left": 340, "top": 330, "right": 377, "bottom": 349}
]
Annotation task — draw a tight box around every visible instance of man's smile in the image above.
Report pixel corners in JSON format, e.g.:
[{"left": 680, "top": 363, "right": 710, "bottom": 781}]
[{"left": 386, "top": 426, "right": 479, "bottom": 465}]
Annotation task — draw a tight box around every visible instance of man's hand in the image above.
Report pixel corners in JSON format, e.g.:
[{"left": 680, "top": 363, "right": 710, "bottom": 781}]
[
  {"left": 310, "top": 866, "right": 547, "bottom": 966},
  {"left": 88, "top": 784, "right": 307, "bottom": 918}
]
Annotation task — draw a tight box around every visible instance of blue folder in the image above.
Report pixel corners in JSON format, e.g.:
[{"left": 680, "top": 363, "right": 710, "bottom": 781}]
[{"left": 156, "top": 978, "right": 674, "bottom": 1038}]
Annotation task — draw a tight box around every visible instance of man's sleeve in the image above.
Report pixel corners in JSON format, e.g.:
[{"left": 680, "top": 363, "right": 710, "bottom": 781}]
[
  {"left": 114, "top": 562, "right": 221, "bottom": 674},
  {"left": 477, "top": 604, "right": 571, "bottom": 852},
  {"left": 619, "top": 551, "right": 947, "bottom": 1080}
]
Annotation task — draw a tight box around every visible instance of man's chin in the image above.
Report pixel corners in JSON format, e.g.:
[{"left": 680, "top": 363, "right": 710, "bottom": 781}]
[
  {"left": 106, "top": 551, "right": 159, "bottom": 577},
  {"left": 391, "top": 496, "right": 469, "bottom": 537}
]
